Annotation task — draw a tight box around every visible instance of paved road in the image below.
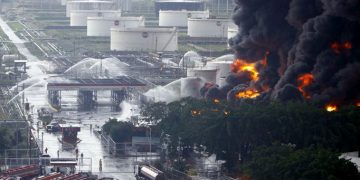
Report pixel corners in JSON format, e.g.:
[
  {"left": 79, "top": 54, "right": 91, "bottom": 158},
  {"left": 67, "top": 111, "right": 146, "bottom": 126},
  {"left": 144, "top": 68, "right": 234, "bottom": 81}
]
[
  {"left": 0, "top": 17, "right": 44, "bottom": 77},
  {"left": 1, "top": 16, "right": 140, "bottom": 179}
]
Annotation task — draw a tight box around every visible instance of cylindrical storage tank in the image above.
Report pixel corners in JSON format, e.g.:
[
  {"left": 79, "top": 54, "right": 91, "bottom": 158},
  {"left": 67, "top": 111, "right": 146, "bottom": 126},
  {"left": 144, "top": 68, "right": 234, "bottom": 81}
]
[
  {"left": 155, "top": 0, "right": 205, "bottom": 16},
  {"left": 227, "top": 27, "right": 238, "bottom": 48},
  {"left": 87, "top": 16, "right": 145, "bottom": 36},
  {"left": 180, "top": 77, "right": 203, "bottom": 98},
  {"left": 188, "top": 18, "right": 230, "bottom": 38},
  {"left": 187, "top": 68, "right": 217, "bottom": 83},
  {"left": 227, "top": 27, "right": 238, "bottom": 39},
  {"left": 61, "top": 0, "right": 67, "bottom": 6},
  {"left": 206, "top": 61, "right": 233, "bottom": 85},
  {"left": 66, "top": 0, "right": 116, "bottom": 17},
  {"left": 159, "top": 10, "right": 209, "bottom": 27},
  {"left": 111, "top": 27, "right": 178, "bottom": 51},
  {"left": 70, "top": 10, "right": 121, "bottom": 26}
]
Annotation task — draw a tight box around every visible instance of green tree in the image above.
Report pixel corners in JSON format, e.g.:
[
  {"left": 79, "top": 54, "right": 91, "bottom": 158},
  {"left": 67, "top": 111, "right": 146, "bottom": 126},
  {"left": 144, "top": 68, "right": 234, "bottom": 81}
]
[
  {"left": 244, "top": 144, "right": 360, "bottom": 180},
  {"left": 103, "top": 119, "right": 133, "bottom": 143},
  {"left": 141, "top": 102, "right": 168, "bottom": 124},
  {"left": 109, "top": 121, "right": 133, "bottom": 143},
  {"left": 0, "top": 127, "right": 13, "bottom": 151}
]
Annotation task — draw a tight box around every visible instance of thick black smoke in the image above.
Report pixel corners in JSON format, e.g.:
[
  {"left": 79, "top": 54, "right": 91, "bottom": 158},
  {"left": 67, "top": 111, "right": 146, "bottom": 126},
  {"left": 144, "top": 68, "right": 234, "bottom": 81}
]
[
  {"left": 274, "top": 1, "right": 360, "bottom": 106},
  {"left": 223, "top": 0, "right": 360, "bottom": 106}
]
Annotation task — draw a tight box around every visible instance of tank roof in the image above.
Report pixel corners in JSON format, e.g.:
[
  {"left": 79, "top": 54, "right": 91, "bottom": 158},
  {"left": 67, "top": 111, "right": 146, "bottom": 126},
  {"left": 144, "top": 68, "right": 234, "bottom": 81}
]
[
  {"left": 159, "top": 9, "right": 209, "bottom": 13},
  {"left": 70, "top": 10, "right": 121, "bottom": 13},
  {"left": 111, "top": 27, "right": 176, "bottom": 33},
  {"left": 88, "top": 16, "right": 144, "bottom": 21},
  {"left": 68, "top": 0, "right": 114, "bottom": 4},
  {"left": 156, "top": 0, "right": 204, "bottom": 3},
  {"left": 188, "top": 18, "right": 231, "bottom": 22}
]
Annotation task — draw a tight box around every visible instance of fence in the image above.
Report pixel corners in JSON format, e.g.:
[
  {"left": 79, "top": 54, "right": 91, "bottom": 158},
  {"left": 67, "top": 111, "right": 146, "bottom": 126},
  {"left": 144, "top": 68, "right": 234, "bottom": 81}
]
[
  {"left": 93, "top": 128, "right": 160, "bottom": 157},
  {"left": 0, "top": 157, "right": 92, "bottom": 173},
  {"left": 163, "top": 166, "right": 192, "bottom": 180}
]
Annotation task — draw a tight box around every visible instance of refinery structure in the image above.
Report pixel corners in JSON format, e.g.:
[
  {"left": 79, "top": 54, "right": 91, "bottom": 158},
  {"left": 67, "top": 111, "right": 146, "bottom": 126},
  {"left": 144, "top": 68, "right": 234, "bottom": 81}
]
[
  {"left": 3, "top": 0, "right": 358, "bottom": 179},
  {"left": 0, "top": 0, "right": 237, "bottom": 179}
]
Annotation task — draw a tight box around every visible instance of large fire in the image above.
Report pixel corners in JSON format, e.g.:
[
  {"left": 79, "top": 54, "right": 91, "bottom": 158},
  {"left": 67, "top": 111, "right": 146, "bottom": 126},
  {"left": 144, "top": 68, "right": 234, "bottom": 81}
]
[
  {"left": 236, "top": 88, "right": 260, "bottom": 99},
  {"left": 326, "top": 104, "right": 338, "bottom": 112},
  {"left": 297, "top": 73, "right": 314, "bottom": 99},
  {"left": 231, "top": 59, "right": 261, "bottom": 81}
]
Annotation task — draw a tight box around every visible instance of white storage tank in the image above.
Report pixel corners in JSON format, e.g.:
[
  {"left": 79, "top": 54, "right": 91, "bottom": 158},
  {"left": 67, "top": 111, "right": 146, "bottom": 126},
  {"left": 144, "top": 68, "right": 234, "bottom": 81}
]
[
  {"left": 159, "top": 10, "right": 209, "bottom": 27},
  {"left": 187, "top": 68, "right": 217, "bottom": 83},
  {"left": 61, "top": 0, "right": 68, "bottom": 6},
  {"left": 87, "top": 16, "right": 145, "bottom": 36},
  {"left": 66, "top": 0, "right": 116, "bottom": 17},
  {"left": 180, "top": 77, "right": 204, "bottom": 98},
  {"left": 206, "top": 60, "right": 233, "bottom": 85},
  {"left": 155, "top": 0, "right": 205, "bottom": 16},
  {"left": 227, "top": 27, "right": 238, "bottom": 39},
  {"left": 187, "top": 18, "right": 230, "bottom": 38},
  {"left": 70, "top": 10, "right": 121, "bottom": 26},
  {"left": 111, "top": 27, "right": 178, "bottom": 51}
]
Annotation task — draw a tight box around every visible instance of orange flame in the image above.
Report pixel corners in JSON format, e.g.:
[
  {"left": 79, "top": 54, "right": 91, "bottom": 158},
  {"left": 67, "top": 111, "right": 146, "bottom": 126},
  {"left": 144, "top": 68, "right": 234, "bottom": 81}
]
[
  {"left": 331, "top": 42, "right": 341, "bottom": 54},
  {"left": 213, "top": 99, "right": 220, "bottom": 104},
  {"left": 343, "top": 41, "right": 352, "bottom": 49},
  {"left": 191, "top": 110, "right": 202, "bottom": 117},
  {"left": 331, "top": 41, "right": 352, "bottom": 54},
  {"left": 356, "top": 102, "right": 360, "bottom": 107},
  {"left": 262, "top": 84, "right": 270, "bottom": 92},
  {"left": 231, "top": 59, "right": 260, "bottom": 81},
  {"left": 297, "top": 73, "right": 314, "bottom": 99},
  {"left": 235, "top": 88, "right": 260, "bottom": 99},
  {"left": 325, "top": 104, "right": 338, "bottom": 112}
]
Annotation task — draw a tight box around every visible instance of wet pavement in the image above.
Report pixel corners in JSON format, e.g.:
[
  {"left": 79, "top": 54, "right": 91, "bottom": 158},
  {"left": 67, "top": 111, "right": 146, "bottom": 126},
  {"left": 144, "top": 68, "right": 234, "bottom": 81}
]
[{"left": 1, "top": 16, "right": 142, "bottom": 179}]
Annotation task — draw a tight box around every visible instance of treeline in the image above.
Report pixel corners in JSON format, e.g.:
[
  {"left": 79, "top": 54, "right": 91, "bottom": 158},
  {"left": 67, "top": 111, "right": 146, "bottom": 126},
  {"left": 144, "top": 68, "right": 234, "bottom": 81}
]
[
  {"left": 0, "top": 126, "right": 29, "bottom": 152},
  {"left": 141, "top": 98, "right": 360, "bottom": 179}
]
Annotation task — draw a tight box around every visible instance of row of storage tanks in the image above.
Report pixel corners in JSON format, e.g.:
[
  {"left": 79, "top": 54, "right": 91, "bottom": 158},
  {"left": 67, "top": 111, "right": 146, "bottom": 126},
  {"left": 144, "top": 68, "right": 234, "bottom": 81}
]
[
  {"left": 184, "top": 53, "right": 234, "bottom": 87},
  {"left": 64, "top": 0, "right": 238, "bottom": 52},
  {"left": 64, "top": 0, "right": 178, "bottom": 51},
  {"left": 159, "top": 10, "right": 238, "bottom": 38}
]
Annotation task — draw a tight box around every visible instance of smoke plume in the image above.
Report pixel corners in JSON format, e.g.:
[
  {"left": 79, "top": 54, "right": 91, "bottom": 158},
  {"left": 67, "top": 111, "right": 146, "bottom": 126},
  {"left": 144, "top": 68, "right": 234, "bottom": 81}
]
[{"left": 204, "top": 0, "right": 360, "bottom": 108}]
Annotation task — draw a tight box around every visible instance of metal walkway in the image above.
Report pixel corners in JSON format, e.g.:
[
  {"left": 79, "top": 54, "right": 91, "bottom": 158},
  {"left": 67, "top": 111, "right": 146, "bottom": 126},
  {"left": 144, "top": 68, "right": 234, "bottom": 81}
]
[{"left": 47, "top": 76, "right": 146, "bottom": 91}]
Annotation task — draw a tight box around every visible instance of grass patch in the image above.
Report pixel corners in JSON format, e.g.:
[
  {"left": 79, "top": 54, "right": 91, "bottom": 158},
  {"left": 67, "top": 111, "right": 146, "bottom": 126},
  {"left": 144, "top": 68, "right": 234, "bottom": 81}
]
[
  {"left": 178, "top": 44, "right": 196, "bottom": 52},
  {"left": 7, "top": 21, "right": 25, "bottom": 32},
  {"left": 0, "top": 28, "right": 10, "bottom": 40},
  {"left": 24, "top": 42, "right": 45, "bottom": 59},
  {"left": 197, "top": 43, "right": 228, "bottom": 51}
]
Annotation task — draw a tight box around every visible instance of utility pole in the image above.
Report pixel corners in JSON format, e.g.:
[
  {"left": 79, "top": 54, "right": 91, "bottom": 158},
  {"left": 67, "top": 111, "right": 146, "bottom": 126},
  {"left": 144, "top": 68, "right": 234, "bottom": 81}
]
[
  {"left": 41, "top": 132, "right": 44, "bottom": 154},
  {"left": 22, "top": 83, "right": 25, "bottom": 107}
]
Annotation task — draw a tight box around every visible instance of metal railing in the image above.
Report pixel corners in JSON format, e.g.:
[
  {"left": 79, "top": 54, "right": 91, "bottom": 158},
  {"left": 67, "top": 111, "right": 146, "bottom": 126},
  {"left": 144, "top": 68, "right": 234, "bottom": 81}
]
[{"left": 163, "top": 166, "right": 192, "bottom": 180}]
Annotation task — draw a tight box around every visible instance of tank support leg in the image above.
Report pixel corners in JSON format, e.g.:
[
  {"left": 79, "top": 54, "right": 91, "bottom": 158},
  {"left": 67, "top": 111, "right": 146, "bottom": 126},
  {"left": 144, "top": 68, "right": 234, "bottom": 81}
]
[
  {"left": 77, "top": 90, "right": 97, "bottom": 110},
  {"left": 48, "top": 90, "right": 61, "bottom": 110}
]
